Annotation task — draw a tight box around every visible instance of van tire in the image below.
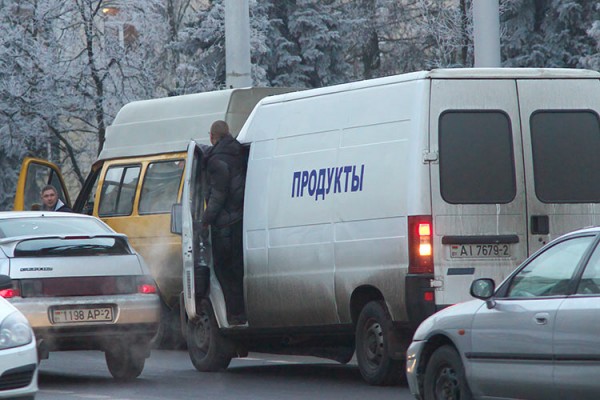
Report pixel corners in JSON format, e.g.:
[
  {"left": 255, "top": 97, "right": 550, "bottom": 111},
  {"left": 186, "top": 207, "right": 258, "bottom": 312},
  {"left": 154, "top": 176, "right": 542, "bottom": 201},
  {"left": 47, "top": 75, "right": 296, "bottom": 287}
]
[
  {"left": 105, "top": 343, "right": 146, "bottom": 380},
  {"left": 424, "top": 345, "right": 472, "bottom": 400},
  {"left": 187, "top": 299, "right": 234, "bottom": 372},
  {"left": 355, "top": 301, "right": 403, "bottom": 386}
]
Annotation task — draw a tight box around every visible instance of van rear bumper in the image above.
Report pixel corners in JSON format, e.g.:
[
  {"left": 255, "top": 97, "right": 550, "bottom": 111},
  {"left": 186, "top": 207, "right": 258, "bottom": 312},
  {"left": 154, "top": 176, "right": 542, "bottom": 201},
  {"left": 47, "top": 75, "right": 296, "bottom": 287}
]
[{"left": 405, "top": 274, "right": 437, "bottom": 326}]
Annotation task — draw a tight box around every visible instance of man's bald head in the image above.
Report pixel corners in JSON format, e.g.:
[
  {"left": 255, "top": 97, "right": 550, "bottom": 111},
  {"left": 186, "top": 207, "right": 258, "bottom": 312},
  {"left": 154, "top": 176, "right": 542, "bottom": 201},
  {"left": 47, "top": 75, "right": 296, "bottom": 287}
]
[{"left": 210, "top": 120, "right": 230, "bottom": 145}]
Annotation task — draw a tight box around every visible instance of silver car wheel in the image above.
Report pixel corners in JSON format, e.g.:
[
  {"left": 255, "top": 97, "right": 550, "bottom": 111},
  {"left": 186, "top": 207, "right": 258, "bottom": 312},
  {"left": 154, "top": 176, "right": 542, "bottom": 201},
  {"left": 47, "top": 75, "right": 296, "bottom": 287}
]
[
  {"left": 433, "top": 365, "right": 459, "bottom": 399},
  {"left": 424, "top": 345, "right": 472, "bottom": 400}
]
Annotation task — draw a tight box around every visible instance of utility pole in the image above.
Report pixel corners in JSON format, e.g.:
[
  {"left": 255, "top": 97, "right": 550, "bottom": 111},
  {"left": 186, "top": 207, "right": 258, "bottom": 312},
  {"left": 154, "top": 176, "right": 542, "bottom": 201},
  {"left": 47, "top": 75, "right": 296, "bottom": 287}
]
[
  {"left": 225, "top": 0, "right": 252, "bottom": 88},
  {"left": 473, "top": 0, "right": 501, "bottom": 67}
]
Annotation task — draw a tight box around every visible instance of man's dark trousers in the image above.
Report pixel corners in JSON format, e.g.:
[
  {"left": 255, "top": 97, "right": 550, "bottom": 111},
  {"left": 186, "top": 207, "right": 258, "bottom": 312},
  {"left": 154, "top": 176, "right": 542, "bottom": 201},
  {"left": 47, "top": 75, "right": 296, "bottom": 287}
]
[{"left": 212, "top": 220, "right": 245, "bottom": 322}]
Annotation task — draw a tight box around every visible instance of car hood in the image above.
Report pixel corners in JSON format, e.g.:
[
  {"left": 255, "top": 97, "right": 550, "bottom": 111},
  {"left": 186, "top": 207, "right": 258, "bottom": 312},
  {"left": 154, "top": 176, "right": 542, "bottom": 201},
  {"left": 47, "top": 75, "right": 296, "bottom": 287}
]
[{"left": 412, "top": 299, "right": 487, "bottom": 341}]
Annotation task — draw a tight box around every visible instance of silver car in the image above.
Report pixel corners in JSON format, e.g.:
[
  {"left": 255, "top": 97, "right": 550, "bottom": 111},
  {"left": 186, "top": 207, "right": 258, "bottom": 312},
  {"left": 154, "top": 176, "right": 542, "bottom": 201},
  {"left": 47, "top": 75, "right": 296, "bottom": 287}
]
[
  {"left": 0, "top": 212, "right": 160, "bottom": 380},
  {"left": 407, "top": 226, "right": 600, "bottom": 400}
]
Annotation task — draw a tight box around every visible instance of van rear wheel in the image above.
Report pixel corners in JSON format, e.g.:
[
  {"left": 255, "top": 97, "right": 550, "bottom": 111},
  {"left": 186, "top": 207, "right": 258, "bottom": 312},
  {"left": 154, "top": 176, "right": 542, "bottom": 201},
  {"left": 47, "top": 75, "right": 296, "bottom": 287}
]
[
  {"left": 355, "top": 301, "right": 403, "bottom": 385},
  {"left": 187, "top": 299, "right": 234, "bottom": 371}
]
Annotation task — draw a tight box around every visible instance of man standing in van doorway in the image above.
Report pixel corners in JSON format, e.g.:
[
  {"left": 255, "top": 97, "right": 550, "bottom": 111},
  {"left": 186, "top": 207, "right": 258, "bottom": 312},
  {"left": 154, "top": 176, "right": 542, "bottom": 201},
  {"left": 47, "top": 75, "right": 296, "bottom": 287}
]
[
  {"left": 40, "top": 185, "right": 73, "bottom": 212},
  {"left": 202, "top": 120, "right": 247, "bottom": 325}
]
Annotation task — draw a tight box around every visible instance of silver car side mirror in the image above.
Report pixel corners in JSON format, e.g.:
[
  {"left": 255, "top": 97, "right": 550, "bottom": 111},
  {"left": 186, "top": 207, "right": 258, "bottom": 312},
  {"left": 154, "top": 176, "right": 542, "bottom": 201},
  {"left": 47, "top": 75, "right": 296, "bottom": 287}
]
[{"left": 470, "top": 278, "right": 496, "bottom": 309}]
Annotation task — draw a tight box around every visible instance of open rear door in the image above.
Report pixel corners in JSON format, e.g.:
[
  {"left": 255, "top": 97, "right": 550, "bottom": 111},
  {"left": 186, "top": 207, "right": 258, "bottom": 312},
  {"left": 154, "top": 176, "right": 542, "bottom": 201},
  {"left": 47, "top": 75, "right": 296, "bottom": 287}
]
[
  {"left": 181, "top": 141, "right": 210, "bottom": 319},
  {"left": 13, "top": 157, "right": 71, "bottom": 211}
]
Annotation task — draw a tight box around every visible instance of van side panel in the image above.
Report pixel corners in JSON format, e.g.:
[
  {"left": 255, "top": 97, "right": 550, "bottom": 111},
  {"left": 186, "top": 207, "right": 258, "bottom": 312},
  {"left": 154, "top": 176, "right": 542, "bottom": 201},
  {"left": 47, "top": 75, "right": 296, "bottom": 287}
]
[
  {"left": 244, "top": 80, "right": 431, "bottom": 328},
  {"left": 332, "top": 81, "right": 431, "bottom": 323}
]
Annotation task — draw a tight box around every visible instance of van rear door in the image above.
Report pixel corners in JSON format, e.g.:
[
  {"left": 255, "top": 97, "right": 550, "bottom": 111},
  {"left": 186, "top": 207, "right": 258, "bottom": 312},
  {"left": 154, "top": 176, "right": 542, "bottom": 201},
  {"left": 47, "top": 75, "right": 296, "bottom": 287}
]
[
  {"left": 13, "top": 157, "right": 71, "bottom": 211},
  {"left": 517, "top": 78, "right": 600, "bottom": 254},
  {"left": 429, "top": 79, "right": 528, "bottom": 306}
]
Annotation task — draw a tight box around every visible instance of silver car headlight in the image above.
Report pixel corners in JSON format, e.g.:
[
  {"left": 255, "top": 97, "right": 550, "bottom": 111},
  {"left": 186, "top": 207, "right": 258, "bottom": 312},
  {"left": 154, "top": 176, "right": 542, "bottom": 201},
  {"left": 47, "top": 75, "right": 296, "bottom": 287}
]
[{"left": 0, "top": 311, "right": 34, "bottom": 350}]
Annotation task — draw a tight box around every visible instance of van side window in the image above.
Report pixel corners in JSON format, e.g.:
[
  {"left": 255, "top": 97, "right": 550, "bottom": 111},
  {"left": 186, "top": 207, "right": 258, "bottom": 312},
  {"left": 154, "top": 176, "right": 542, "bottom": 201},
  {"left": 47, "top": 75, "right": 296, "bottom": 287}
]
[
  {"left": 98, "top": 165, "right": 141, "bottom": 217},
  {"left": 139, "top": 160, "right": 185, "bottom": 214},
  {"left": 439, "top": 111, "right": 516, "bottom": 204},
  {"left": 530, "top": 110, "right": 600, "bottom": 203}
]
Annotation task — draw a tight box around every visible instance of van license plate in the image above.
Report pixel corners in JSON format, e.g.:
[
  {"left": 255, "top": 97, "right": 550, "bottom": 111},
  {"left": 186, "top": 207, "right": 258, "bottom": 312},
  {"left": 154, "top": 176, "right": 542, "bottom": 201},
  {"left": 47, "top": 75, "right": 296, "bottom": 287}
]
[
  {"left": 51, "top": 306, "right": 114, "bottom": 323},
  {"left": 450, "top": 244, "right": 511, "bottom": 258}
]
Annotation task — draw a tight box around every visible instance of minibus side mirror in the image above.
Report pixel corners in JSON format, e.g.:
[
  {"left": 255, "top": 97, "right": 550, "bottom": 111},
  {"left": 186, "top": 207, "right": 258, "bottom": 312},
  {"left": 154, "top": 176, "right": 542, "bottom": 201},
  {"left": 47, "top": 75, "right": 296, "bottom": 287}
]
[{"left": 171, "top": 203, "right": 182, "bottom": 235}]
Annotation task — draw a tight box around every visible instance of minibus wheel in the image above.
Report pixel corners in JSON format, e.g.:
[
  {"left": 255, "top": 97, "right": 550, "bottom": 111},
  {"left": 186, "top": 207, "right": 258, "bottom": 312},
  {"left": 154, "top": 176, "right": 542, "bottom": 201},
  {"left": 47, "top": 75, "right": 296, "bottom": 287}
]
[
  {"left": 151, "top": 299, "right": 186, "bottom": 350},
  {"left": 355, "top": 300, "right": 403, "bottom": 385},
  {"left": 187, "top": 299, "right": 234, "bottom": 371}
]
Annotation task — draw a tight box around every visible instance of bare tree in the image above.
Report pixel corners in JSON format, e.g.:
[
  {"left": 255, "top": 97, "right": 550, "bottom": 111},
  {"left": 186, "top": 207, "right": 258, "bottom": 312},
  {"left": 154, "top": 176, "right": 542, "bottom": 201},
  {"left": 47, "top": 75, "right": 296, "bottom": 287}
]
[{"left": 0, "top": 0, "right": 168, "bottom": 201}]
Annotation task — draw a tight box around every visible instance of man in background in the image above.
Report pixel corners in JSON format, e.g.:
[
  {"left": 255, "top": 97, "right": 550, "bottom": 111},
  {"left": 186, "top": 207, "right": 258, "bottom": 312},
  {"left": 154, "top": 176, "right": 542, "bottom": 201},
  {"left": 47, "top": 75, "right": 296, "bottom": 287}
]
[
  {"left": 41, "top": 185, "right": 73, "bottom": 212},
  {"left": 202, "top": 120, "right": 247, "bottom": 325}
]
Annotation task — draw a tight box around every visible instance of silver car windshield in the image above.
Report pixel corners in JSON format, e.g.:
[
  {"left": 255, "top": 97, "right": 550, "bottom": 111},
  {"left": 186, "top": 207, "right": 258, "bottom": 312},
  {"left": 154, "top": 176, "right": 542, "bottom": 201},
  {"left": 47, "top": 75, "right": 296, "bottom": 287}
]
[{"left": 0, "top": 217, "right": 111, "bottom": 238}]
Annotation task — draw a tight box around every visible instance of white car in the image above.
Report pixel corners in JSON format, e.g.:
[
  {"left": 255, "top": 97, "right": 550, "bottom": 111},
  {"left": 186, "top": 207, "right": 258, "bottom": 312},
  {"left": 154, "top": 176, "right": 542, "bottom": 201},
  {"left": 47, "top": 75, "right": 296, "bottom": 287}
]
[
  {"left": 407, "top": 226, "right": 600, "bottom": 400},
  {"left": 0, "top": 212, "right": 160, "bottom": 380},
  {"left": 0, "top": 274, "right": 37, "bottom": 400}
]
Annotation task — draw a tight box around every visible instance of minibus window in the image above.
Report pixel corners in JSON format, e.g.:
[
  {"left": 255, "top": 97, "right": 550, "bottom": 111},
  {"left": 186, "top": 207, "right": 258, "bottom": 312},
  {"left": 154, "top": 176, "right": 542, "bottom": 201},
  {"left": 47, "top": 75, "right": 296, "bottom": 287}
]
[
  {"left": 98, "top": 165, "right": 141, "bottom": 217},
  {"left": 530, "top": 110, "right": 600, "bottom": 203},
  {"left": 139, "top": 160, "right": 185, "bottom": 214},
  {"left": 439, "top": 111, "right": 516, "bottom": 204}
]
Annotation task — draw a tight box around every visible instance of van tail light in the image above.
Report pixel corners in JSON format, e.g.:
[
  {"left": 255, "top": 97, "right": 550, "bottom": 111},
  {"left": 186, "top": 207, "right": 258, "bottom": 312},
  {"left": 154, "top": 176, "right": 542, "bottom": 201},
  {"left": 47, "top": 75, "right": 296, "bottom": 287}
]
[{"left": 408, "top": 215, "right": 434, "bottom": 274}]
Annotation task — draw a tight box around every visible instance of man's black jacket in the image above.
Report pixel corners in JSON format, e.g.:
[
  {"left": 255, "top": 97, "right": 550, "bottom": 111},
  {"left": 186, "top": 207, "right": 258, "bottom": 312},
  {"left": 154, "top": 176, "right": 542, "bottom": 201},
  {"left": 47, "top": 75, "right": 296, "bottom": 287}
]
[{"left": 203, "top": 134, "right": 246, "bottom": 228}]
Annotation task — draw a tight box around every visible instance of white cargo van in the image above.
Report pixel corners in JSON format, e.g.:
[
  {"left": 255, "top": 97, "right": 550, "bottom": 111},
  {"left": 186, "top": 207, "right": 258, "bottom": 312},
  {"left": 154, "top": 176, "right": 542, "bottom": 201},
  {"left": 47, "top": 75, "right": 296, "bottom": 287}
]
[{"left": 177, "top": 68, "right": 600, "bottom": 385}]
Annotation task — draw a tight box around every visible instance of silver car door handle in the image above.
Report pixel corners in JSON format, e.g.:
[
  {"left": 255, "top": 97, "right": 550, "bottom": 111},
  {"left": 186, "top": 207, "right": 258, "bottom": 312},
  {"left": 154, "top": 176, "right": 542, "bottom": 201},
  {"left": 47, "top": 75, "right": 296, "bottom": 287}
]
[{"left": 534, "top": 312, "right": 549, "bottom": 325}]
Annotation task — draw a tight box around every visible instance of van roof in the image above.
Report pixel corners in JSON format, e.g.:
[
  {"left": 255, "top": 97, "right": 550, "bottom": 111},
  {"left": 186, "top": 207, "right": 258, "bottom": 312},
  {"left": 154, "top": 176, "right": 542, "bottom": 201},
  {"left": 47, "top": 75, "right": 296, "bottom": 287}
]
[
  {"left": 255, "top": 68, "right": 600, "bottom": 106},
  {"left": 99, "top": 87, "right": 295, "bottom": 161}
]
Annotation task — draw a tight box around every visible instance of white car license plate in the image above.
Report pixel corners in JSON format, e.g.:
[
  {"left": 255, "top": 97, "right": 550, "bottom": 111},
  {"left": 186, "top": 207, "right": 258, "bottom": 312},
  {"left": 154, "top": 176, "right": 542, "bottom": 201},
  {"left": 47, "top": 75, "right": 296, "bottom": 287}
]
[
  {"left": 51, "top": 306, "right": 114, "bottom": 324},
  {"left": 450, "top": 244, "right": 511, "bottom": 258}
]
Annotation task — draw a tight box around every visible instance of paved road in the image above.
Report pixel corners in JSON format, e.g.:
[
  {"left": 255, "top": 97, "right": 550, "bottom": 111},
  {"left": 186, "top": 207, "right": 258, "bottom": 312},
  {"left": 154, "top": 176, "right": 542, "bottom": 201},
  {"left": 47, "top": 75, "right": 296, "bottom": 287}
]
[{"left": 37, "top": 350, "right": 416, "bottom": 400}]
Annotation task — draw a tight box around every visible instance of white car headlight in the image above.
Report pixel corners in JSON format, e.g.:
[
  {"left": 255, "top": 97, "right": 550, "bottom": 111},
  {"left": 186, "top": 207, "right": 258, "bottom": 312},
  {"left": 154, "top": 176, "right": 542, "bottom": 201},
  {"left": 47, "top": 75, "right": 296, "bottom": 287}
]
[{"left": 0, "top": 311, "right": 34, "bottom": 349}]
